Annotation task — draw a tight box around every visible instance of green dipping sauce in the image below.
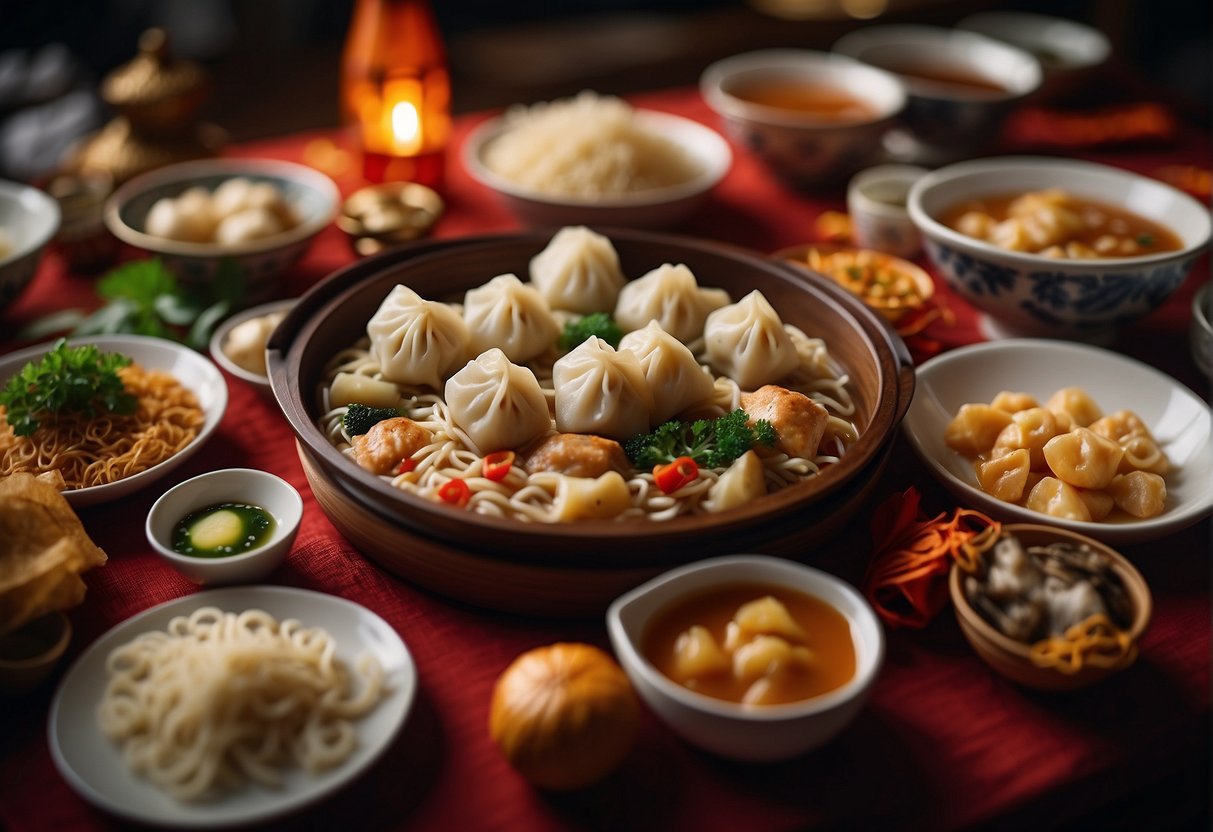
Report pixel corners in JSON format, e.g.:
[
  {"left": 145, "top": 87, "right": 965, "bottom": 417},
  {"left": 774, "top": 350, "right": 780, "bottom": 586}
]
[{"left": 172, "top": 502, "right": 276, "bottom": 558}]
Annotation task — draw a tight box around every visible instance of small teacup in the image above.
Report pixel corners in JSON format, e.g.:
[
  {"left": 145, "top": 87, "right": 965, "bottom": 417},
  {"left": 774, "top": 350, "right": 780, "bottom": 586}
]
[{"left": 847, "top": 164, "right": 928, "bottom": 259}]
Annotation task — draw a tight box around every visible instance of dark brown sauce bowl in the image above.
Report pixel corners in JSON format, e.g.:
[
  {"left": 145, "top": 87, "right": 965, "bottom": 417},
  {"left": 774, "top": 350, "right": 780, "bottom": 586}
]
[{"left": 268, "top": 230, "right": 913, "bottom": 573}]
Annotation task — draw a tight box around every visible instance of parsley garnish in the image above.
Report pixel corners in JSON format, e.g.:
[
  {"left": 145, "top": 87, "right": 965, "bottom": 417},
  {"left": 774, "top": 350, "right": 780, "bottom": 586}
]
[{"left": 0, "top": 339, "right": 137, "bottom": 436}]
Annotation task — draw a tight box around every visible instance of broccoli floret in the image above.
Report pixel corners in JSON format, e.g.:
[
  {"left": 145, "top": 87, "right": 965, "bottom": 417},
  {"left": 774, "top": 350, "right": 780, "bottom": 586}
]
[
  {"left": 559, "top": 312, "right": 623, "bottom": 350},
  {"left": 624, "top": 409, "right": 776, "bottom": 470},
  {"left": 342, "top": 403, "right": 404, "bottom": 436}
]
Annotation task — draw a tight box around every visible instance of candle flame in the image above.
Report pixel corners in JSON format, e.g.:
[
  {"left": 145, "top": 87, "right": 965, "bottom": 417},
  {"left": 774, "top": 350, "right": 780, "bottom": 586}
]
[{"left": 391, "top": 101, "right": 421, "bottom": 149}]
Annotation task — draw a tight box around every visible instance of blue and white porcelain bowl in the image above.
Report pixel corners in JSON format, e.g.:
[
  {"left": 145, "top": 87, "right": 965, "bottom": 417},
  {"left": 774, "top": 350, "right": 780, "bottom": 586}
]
[
  {"left": 105, "top": 159, "right": 338, "bottom": 301},
  {"left": 907, "top": 156, "right": 1211, "bottom": 340},
  {"left": 700, "top": 49, "right": 905, "bottom": 187}
]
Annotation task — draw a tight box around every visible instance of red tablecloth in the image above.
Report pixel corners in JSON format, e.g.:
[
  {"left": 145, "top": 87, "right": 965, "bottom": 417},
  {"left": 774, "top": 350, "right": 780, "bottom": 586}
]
[{"left": 1, "top": 87, "right": 1209, "bottom": 831}]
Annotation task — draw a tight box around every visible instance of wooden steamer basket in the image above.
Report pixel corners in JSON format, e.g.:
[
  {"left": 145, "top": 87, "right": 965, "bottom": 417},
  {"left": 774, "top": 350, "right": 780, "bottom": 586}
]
[{"left": 268, "top": 230, "right": 915, "bottom": 616}]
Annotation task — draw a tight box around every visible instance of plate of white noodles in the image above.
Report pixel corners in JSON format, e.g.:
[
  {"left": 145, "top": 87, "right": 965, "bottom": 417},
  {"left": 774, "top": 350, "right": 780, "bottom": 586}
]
[{"left": 48, "top": 586, "right": 416, "bottom": 827}]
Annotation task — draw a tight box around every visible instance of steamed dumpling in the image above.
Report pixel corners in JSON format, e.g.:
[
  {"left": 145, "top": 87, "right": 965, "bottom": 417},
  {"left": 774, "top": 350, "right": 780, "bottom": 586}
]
[
  {"left": 445, "top": 348, "right": 551, "bottom": 453},
  {"left": 367, "top": 285, "right": 470, "bottom": 389},
  {"left": 614, "top": 263, "right": 730, "bottom": 343},
  {"left": 463, "top": 273, "right": 560, "bottom": 363},
  {"left": 619, "top": 320, "right": 715, "bottom": 425},
  {"left": 704, "top": 290, "right": 798, "bottom": 390},
  {"left": 553, "top": 337, "right": 652, "bottom": 440},
  {"left": 529, "top": 226, "right": 626, "bottom": 314}
]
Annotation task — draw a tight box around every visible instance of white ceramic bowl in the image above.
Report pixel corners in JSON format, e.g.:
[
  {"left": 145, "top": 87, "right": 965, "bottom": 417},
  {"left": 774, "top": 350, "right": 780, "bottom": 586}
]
[
  {"left": 0, "top": 179, "right": 60, "bottom": 311},
  {"left": 0, "top": 334, "right": 227, "bottom": 507},
  {"left": 907, "top": 156, "right": 1212, "bottom": 340},
  {"left": 208, "top": 299, "right": 297, "bottom": 395},
  {"left": 833, "top": 25, "right": 1040, "bottom": 164},
  {"left": 104, "top": 159, "right": 339, "bottom": 300},
  {"left": 700, "top": 49, "right": 905, "bottom": 187},
  {"left": 1191, "top": 281, "right": 1212, "bottom": 379},
  {"left": 462, "top": 109, "right": 731, "bottom": 229},
  {"left": 846, "top": 164, "right": 929, "bottom": 259},
  {"left": 903, "top": 339, "right": 1213, "bottom": 545},
  {"left": 607, "top": 554, "right": 884, "bottom": 762},
  {"left": 957, "top": 11, "right": 1110, "bottom": 100},
  {"left": 146, "top": 468, "right": 303, "bottom": 585}
]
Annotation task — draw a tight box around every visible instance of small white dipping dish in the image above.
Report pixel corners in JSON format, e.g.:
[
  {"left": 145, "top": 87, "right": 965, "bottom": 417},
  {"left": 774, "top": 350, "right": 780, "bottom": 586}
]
[
  {"left": 607, "top": 554, "right": 884, "bottom": 762},
  {"left": 847, "top": 164, "right": 929, "bottom": 259},
  {"left": 462, "top": 109, "right": 731, "bottom": 229},
  {"left": 146, "top": 468, "right": 303, "bottom": 585},
  {"left": 208, "top": 299, "right": 296, "bottom": 396}
]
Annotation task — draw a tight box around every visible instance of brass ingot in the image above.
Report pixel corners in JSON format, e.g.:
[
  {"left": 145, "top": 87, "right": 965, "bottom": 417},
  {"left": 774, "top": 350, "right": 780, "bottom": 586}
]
[{"left": 338, "top": 182, "right": 444, "bottom": 256}]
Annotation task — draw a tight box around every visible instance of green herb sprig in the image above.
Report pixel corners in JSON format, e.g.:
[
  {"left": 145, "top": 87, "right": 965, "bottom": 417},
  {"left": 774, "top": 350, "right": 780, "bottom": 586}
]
[
  {"left": 20, "top": 258, "right": 244, "bottom": 350},
  {"left": 558, "top": 312, "right": 624, "bottom": 351},
  {"left": 0, "top": 338, "right": 137, "bottom": 436},
  {"left": 624, "top": 409, "right": 777, "bottom": 470}
]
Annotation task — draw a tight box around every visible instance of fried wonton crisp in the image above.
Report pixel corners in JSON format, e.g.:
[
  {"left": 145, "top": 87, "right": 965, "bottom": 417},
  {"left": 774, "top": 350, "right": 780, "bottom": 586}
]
[{"left": 0, "top": 473, "right": 107, "bottom": 636}]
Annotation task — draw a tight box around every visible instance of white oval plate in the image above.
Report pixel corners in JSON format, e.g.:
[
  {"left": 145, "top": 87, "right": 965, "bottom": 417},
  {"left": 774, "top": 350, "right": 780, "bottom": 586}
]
[
  {"left": 903, "top": 339, "right": 1213, "bottom": 545},
  {"left": 48, "top": 586, "right": 417, "bottom": 828},
  {"left": 0, "top": 334, "right": 227, "bottom": 507}
]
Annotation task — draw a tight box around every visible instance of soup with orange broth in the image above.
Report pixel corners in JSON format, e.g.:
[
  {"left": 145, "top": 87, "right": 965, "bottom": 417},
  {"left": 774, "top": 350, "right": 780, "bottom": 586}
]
[
  {"left": 728, "top": 79, "right": 880, "bottom": 123},
  {"left": 643, "top": 583, "right": 856, "bottom": 706},
  {"left": 941, "top": 189, "right": 1183, "bottom": 259}
]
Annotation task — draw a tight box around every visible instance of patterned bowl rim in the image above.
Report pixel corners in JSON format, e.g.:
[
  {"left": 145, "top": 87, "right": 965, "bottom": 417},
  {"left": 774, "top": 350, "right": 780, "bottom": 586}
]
[{"left": 906, "top": 156, "right": 1212, "bottom": 270}]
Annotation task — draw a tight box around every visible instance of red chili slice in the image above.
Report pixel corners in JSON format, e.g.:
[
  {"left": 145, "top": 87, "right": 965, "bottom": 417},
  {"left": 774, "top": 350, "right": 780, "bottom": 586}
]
[
  {"left": 653, "top": 456, "right": 699, "bottom": 494},
  {"left": 438, "top": 478, "right": 471, "bottom": 508},
  {"left": 482, "top": 450, "right": 515, "bottom": 482},
  {"left": 395, "top": 458, "right": 417, "bottom": 475}
]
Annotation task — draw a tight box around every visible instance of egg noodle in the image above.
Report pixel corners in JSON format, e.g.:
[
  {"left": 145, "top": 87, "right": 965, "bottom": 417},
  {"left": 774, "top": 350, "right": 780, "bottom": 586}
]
[
  {"left": 97, "top": 607, "right": 384, "bottom": 802},
  {"left": 0, "top": 364, "right": 203, "bottom": 490},
  {"left": 319, "top": 323, "right": 857, "bottom": 523}
]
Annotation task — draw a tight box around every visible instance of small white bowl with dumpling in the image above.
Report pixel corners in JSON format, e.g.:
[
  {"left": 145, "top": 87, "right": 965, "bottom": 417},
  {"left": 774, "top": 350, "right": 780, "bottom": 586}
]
[
  {"left": 104, "top": 158, "right": 339, "bottom": 300},
  {"left": 607, "top": 554, "right": 885, "bottom": 761},
  {"left": 208, "top": 298, "right": 296, "bottom": 395}
]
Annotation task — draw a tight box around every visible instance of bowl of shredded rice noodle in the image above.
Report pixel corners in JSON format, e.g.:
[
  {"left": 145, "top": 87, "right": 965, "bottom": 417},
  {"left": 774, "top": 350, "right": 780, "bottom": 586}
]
[{"left": 462, "top": 92, "right": 732, "bottom": 229}]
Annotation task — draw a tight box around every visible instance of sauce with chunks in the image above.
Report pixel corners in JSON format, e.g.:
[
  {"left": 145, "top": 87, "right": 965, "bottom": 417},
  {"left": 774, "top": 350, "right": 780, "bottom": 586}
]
[
  {"left": 941, "top": 190, "right": 1183, "bottom": 259},
  {"left": 642, "top": 583, "right": 856, "bottom": 705}
]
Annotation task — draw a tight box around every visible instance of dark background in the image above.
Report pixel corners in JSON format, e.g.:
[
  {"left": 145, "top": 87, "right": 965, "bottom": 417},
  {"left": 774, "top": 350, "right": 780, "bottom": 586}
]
[{"left": 0, "top": 0, "right": 1208, "bottom": 144}]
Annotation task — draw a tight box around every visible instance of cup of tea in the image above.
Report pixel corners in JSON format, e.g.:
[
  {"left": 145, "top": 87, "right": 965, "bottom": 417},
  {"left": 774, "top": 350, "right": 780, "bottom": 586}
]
[
  {"left": 847, "top": 163, "right": 929, "bottom": 259},
  {"left": 700, "top": 49, "right": 906, "bottom": 188},
  {"left": 833, "top": 25, "right": 1041, "bottom": 165}
]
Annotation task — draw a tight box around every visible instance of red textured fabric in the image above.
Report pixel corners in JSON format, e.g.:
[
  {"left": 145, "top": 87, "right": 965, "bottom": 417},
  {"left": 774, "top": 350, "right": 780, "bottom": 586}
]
[{"left": 0, "top": 87, "right": 1208, "bottom": 832}]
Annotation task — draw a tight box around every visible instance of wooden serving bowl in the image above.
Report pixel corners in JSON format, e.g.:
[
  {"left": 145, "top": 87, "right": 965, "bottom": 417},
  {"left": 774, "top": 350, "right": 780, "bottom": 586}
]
[
  {"left": 949, "top": 524, "right": 1152, "bottom": 692},
  {"left": 268, "top": 230, "right": 914, "bottom": 599}
]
